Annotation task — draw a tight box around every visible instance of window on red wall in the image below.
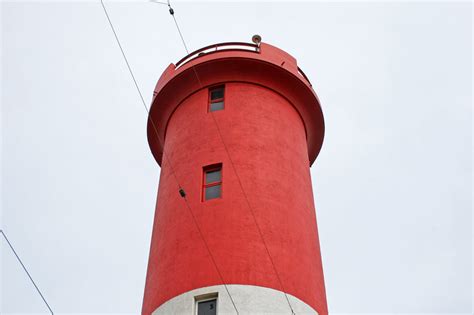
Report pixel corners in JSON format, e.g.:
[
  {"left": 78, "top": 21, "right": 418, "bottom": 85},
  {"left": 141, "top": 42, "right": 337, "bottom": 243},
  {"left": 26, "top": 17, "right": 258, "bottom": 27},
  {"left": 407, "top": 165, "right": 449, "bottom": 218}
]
[
  {"left": 202, "top": 164, "right": 222, "bottom": 201},
  {"left": 208, "top": 85, "right": 225, "bottom": 112}
]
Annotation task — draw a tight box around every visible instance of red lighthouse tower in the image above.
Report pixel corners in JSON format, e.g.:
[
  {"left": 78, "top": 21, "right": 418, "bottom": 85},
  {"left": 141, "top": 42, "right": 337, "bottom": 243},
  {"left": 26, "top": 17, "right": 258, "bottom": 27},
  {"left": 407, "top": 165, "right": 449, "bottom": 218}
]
[{"left": 142, "top": 39, "right": 327, "bottom": 315}]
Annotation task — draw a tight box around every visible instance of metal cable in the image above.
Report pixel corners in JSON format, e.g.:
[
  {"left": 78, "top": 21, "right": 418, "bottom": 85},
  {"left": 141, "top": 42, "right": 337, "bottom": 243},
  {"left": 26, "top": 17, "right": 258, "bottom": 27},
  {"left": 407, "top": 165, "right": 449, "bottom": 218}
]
[
  {"left": 149, "top": 0, "right": 168, "bottom": 6},
  {"left": 165, "top": 2, "right": 296, "bottom": 314},
  {"left": 99, "top": 0, "right": 179, "bottom": 185},
  {"left": 99, "top": 1, "right": 239, "bottom": 313},
  {"left": 0, "top": 230, "right": 54, "bottom": 314},
  {"left": 171, "top": 15, "right": 189, "bottom": 54}
]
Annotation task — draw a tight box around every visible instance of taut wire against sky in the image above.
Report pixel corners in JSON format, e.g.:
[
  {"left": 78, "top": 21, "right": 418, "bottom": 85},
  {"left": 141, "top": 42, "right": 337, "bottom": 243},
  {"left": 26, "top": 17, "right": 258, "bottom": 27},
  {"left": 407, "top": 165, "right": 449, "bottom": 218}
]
[{"left": 1, "top": 230, "right": 54, "bottom": 314}]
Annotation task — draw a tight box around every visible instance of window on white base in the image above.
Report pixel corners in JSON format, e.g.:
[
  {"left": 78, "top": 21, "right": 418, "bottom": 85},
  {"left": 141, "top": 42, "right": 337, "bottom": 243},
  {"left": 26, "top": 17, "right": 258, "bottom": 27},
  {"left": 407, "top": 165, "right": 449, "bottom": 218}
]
[
  {"left": 195, "top": 293, "right": 218, "bottom": 315},
  {"left": 198, "top": 299, "right": 217, "bottom": 315}
]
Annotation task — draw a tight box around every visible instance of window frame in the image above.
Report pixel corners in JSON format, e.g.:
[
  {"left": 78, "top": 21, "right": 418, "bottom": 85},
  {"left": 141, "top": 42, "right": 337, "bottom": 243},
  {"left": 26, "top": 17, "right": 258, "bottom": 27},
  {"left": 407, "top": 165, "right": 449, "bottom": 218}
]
[
  {"left": 195, "top": 293, "right": 218, "bottom": 315},
  {"left": 208, "top": 85, "right": 225, "bottom": 112},
  {"left": 202, "top": 163, "right": 223, "bottom": 201}
]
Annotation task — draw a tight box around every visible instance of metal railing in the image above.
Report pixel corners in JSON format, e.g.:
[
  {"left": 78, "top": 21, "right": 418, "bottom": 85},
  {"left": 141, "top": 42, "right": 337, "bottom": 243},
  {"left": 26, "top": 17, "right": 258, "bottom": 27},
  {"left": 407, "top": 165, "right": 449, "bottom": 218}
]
[
  {"left": 174, "top": 42, "right": 312, "bottom": 87},
  {"left": 175, "top": 42, "right": 259, "bottom": 68}
]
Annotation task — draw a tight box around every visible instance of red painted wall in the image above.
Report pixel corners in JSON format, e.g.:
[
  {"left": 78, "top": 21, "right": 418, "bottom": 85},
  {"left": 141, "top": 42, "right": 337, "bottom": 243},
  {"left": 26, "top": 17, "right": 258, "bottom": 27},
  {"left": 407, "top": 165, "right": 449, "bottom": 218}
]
[{"left": 142, "top": 82, "right": 327, "bottom": 314}]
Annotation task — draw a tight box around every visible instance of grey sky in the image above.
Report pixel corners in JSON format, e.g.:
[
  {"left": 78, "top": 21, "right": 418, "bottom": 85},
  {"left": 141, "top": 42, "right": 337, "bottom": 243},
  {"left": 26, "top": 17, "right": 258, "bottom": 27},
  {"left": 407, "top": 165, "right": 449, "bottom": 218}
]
[{"left": 1, "top": 1, "right": 472, "bottom": 314}]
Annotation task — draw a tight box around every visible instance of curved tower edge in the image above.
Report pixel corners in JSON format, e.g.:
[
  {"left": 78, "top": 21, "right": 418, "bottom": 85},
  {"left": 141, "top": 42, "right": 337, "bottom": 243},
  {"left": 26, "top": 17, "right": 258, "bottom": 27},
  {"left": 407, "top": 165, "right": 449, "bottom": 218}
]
[
  {"left": 147, "top": 42, "right": 325, "bottom": 167},
  {"left": 151, "top": 284, "right": 319, "bottom": 315}
]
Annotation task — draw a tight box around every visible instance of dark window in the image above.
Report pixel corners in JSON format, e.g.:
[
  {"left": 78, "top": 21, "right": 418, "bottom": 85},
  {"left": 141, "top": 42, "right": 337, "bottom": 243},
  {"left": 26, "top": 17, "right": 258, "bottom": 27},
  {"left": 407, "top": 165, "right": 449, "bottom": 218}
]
[
  {"left": 209, "top": 86, "right": 224, "bottom": 112},
  {"left": 205, "top": 185, "right": 221, "bottom": 200},
  {"left": 205, "top": 169, "right": 222, "bottom": 184},
  {"left": 210, "top": 88, "right": 224, "bottom": 100},
  {"left": 209, "top": 101, "right": 224, "bottom": 112},
  {"left": 198, "top": 298, "right": 217, "bottom": 315},
  {"left": 203, "top": 164, "right": 222, "bottom": 201}
]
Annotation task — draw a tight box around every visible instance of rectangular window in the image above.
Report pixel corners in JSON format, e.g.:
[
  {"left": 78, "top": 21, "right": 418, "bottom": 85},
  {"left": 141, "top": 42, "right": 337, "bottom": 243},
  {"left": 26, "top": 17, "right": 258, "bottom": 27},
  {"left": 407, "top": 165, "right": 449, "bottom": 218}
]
[
  {"left": 195, "top": 293, "right": 218, "bottom": 315},
  {"left": 208, "top": 86, "right": 225, "bottom": 112},
  {"left": 203, "top": 164, "right": 222, "bottom": 201},
  {"left": 197, "top": 298, "right": 217, "bottom": 315}
]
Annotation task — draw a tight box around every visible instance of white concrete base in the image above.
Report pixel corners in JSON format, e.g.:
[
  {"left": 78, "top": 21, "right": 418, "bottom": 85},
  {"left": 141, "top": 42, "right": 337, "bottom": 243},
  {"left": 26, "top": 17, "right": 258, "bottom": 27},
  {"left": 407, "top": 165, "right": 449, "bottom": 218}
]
[{"left": 152, "top": 284, "right": 318, "bottom": 315}]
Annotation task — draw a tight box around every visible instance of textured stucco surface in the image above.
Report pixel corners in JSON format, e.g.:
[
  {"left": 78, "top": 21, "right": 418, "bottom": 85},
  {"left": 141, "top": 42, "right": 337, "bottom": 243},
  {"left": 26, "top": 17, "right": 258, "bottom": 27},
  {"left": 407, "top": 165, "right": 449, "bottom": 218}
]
[
  {"left": 142, "top": 82, "right": 326, "bottom": 314},
  {"left": 152, "top": 284, "right": 318, "bottom": 315}
]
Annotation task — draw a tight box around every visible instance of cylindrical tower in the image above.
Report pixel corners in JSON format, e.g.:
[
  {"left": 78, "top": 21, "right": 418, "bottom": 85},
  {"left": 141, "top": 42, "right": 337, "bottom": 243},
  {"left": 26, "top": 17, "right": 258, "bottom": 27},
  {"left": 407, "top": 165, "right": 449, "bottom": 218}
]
[{"left": 142, "top": 41, "right": 327, "bottom": 315}]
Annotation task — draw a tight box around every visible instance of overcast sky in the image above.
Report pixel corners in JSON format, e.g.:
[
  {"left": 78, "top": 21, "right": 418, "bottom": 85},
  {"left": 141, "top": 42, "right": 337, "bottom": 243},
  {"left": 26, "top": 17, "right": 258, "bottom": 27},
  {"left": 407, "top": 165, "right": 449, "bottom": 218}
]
[{"left": 1, "top": 1, "right": 472, "bottom": 314}]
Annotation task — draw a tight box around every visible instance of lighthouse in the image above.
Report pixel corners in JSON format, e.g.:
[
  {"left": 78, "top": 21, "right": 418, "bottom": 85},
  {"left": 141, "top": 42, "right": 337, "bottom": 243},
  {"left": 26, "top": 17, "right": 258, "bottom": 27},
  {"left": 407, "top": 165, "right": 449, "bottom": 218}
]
[{"left": 142, "top": 39, "right": 327, "bottom": 315}]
